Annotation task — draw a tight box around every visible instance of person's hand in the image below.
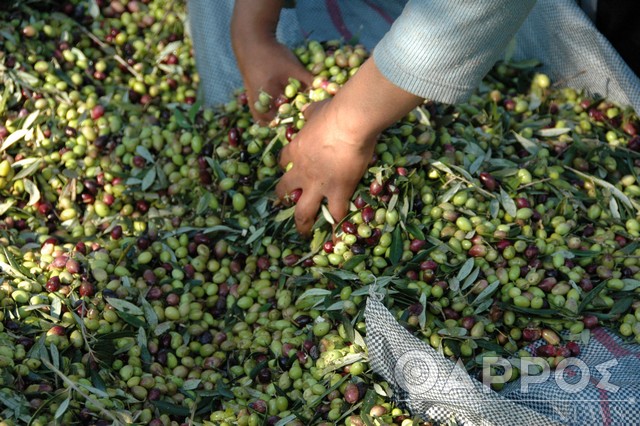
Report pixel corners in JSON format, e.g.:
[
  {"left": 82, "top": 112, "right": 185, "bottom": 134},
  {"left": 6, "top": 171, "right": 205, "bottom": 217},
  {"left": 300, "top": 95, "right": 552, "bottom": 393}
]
[
  {"left": 274, "top": 57, "right": 424, "bottom": 237},
  {"left": 231, "top": 0, "right": 312, "bottom": 124},
  {"left": 275, "top": 100, "right": 377, "bottom": 237},
  {"left": 233, "top": 38, "right": 313, "bottom": 124}
]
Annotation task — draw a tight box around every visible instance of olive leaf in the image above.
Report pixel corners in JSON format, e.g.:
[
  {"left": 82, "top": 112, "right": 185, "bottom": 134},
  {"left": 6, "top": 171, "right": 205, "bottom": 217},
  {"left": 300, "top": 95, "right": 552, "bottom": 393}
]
[
  {"left": 54, "top": 397, "right": 70, "bottom": 420},
  {"left": 570, "top": 167, "right": 640, "bottom": 212},
  {"left": 105, "top": 297, "right": 144, "bottom": 316},
  {"left": 135, "top": 145, "right": 155, "bottom": 164},
  {"left": 0, "top": 128, "right": 28, "bottom": 153},
  {"left": 512, "top": 131, "right": 540, "bottom": 155},
  {"left": 11, "top": 158, "right": 41, "bottom": 180},
  {"left": 499, "top": 188, "right": 517, "bottom": 217},
  {"left": 473, "top": 280, "right": 500, "bottom": 305},
  {"left": 274, "top": 206, "right": 295, "bottom": 222}
]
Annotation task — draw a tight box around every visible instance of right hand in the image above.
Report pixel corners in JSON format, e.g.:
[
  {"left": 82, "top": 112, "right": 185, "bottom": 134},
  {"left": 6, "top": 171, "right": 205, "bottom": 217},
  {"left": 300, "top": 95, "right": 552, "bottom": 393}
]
[
  {"left": 275, "top": 100, "right": 378, "bottom": 237},
  {"left": 273, "top": 57, "right": 424, "bottom": 237}
]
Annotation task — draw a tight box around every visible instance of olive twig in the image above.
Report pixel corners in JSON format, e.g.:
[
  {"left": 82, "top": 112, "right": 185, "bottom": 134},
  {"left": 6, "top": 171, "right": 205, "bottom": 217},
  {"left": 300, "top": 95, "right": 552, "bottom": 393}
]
[{"left": 42, "top": 358, "right": 128, "bottom": 425}]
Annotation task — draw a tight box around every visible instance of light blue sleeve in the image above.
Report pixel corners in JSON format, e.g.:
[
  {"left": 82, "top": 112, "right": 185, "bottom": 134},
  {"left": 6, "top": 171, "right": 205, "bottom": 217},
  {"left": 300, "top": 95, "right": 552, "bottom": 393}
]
[{"left": 373, "top": 0, "right": 537, "bottom": 104}]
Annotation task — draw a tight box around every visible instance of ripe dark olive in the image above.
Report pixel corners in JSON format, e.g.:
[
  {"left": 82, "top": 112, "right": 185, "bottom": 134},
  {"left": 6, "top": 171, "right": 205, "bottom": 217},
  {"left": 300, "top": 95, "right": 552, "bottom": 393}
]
[
  {"left": 341, "top": 221, "right": 356, "bottom": 235},
  {"left": 536, "top": 344, "right": 557, "bottom": 357},
  {"left": 110, "top": 225, "right": 123, "bottom": 240},
  {"left": 228, "top": 127, "right": 240, "bottom": 147},
  {"left": 361, "top": 206, "right": 375, "bottom": 223},
  {"left": 369, "top": 180, "right": 384, "bottom": 196},
  {"left": 582, "top": 315, "right": 599, "bottom": 329},
  {"left": 344, "top": 383, "right": 360, "bottom": 404},
  {"left": 479, "top": 172, "right": 498, "bottom": 191},
  {"left": 78, "top": 281, "right": 95, "bottom": 297}
]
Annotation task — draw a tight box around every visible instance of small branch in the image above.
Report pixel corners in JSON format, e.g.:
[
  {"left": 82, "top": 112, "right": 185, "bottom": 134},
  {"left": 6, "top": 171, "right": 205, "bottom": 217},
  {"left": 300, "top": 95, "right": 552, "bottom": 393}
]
[
  {"left": 78, "top": 26, "right": 143, "bottom": 81},
  {"left": 42, "top": 358, "right": 126, "bottom": 426}
]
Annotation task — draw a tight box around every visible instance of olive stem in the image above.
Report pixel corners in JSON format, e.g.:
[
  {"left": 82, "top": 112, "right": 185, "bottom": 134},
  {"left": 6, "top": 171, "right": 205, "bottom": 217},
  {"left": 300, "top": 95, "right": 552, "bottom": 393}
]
[{"left": 42, "top": 358, "right": 127, "bottom": 425}]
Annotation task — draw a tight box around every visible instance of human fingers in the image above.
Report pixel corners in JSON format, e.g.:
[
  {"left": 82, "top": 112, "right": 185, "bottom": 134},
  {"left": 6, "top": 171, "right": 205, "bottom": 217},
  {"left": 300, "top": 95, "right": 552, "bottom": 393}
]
[
  {"left": 274, "top": 169, "right": 300, "bottom": 205},
  {"left": 277, "top": 138, "right": 295, "bottom": 170},
  {"left": 293, "top": 187, "right": 324, "bottom": 237},
  {"left": 326, "top": 191, "right": 350, "bottom": 232}
]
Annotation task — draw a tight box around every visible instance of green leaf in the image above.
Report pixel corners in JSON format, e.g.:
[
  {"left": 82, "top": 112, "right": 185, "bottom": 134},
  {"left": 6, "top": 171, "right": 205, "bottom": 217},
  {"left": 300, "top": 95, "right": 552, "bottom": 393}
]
[
  {"left": 23, "top": 178, "right": 40, "bottom": 206},
  {"left": 622, "top": 279, "right": 640, "bottom": 291},
  {"left": 297, "top": 288, "right": 332, "bottom": 300},
  {"left": 135, "top": 145, "right": 155, "bottom": 164},
  {"left": 404, "top": 221, "right": 425, "bottom": 241},
  {"left": 77, "top": 381, "right": 109, "bottom": 399},
  {"left": 473, "top": 280, "right": 500, "bottom": 305},
  {"left": 570, "top": 167, "right": 640, "bottom": 212},
  {"left": 323, "top": 301, "right": 345, "bottom": 311},
  {"left": 0, "top": 200, "right": 15, "bottom": 216},
  {"left": 499, "top": 188, "right": 517, "bottom": 217},
  {"left": 0, "top": 128, "right": 28, "bottom": 153},
  {"left": 536, "top": 128, "right": 571, "bottom": 137},
  {"left": 449, "top": 276, "right": 460, "bottom": 292},
  {"left": 438, "top": 327, "right": 468, "bottom": 337},
  {"left": 440, "top": 181, "right": 463, "bottom": 204},
  {"left": 245, "top": 226, "right": 266, "bottom": 246},
  {"left": 320, "top": 204, "right": 335, "bottom": 225},
  {"left": 512, "top": 131, "right": 539, "bottom": 155},
  {"left": 153, "top": 400, "right": 190, "bottom": 416},
  {"left": 21, "top": 110, "right": 40, "bottom": 130},
  {"left": 469, "top": 154, "right": 485, "bottom": 175},
  {"left": 116, "top": 311, "right": 147, "bottom": 328},
  {"left": 490, "top": 198, "right": 500, "bottom": 218},
  {"left": 456, "top": 258, "right": 475, "bottom": 282},
  {"left": 12, "top": 158, "right": 42, "bottom": 180},
  {"left": 54, "top": 397, "right": 70, "bottom": 420},
  {"left": 578, "top": 280, "right": 609, "bottom": 313},
  {"left": 196, "top": 191, "right": 212, "bottom": 215},
  {"left": 342, "top": 254, "right": 367, "bottom": 271},
  {"left": 182, "top": 379, "right": 201, "bottom": 391},
  {"left": 609, "top": 197, "right": 620, "bottom": 219},
  {"left": 473, "top": 298, "right": 494, "bottom": 315},
  {"left": 49, "top": 342, "right": 60, "bottom": 370},
  {"left": 188, "top": 98, "right": 203, "bottom": 123},
  {"left": 105, "top": 297, "right": 144, "bottom": 316},
  {"left": 274, "top": 206, "right": 295, "bottom": 222},
  {"left": 389, "top": 226, "right": 403, "bottom": 266},
  {"left": 324, "top": 269, "right": 359, "bottom": 281},
  {"left": 275, "top": 415, "right": 298, "bottom": 426},
  {"left": 141, "top": 167, "right": 156, "bottom": 191},
  {"left": 462, "top": 267, "right": 481, "bottom": 291}
]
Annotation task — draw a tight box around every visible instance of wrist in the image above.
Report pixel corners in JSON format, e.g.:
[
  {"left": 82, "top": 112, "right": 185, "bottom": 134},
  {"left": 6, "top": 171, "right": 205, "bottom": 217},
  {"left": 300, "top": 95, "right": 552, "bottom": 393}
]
[
  {"left": 330, "top": 57, "right": 423, "bottom": 144},
  {"left": 231, "top": 0, "right": 283, "bottom": 42}
]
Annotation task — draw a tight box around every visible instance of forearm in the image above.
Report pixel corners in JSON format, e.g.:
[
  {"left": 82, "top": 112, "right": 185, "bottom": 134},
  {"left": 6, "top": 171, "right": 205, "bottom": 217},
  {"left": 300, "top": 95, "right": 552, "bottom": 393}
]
[
  {"left": 330, "top": 56, "right": 423, "bottom": 146},
  {"left": 373, "top": 0, "right": 537, "bottom": 104},
  {"left": 231, "top": 0, "right": 284, "bottom": 43}
]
